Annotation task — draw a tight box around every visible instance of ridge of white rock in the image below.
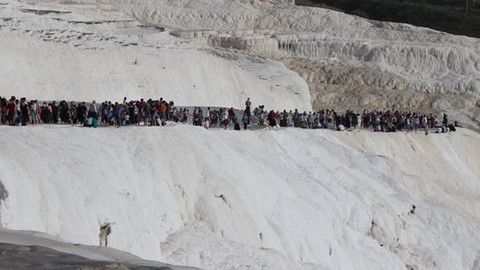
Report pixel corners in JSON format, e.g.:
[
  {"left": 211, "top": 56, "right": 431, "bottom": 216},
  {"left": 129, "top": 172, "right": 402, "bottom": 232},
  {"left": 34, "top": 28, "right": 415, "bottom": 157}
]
[{"left": 0, "top": 125, "right": 479, "bottom": 270}]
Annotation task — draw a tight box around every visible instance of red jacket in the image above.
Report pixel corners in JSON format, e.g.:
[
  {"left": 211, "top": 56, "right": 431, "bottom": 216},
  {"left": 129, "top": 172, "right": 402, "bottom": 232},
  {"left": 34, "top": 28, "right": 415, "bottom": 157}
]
[{"left": 7, "top": 103, "right": 15, "bottom": 115}]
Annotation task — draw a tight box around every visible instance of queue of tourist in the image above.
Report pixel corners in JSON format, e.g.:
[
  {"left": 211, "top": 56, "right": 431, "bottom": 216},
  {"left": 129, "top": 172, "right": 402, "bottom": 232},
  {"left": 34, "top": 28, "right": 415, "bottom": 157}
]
[{"left": 0, "top": 95, "right": 458, "bottom": 133}]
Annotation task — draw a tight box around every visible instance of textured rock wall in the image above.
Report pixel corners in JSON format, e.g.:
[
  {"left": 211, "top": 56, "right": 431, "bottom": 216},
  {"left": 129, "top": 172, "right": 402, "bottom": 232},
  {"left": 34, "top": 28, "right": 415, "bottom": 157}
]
[{"left": 107, "top": 0, "right": 480, "bottom": 127}]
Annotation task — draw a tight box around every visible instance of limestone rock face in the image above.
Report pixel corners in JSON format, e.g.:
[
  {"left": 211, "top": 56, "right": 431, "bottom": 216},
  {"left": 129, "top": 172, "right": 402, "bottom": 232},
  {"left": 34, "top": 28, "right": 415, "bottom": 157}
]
[
  {"left": 0, "top": 0, "right": 312, "bottom": 111},
  {"left": 103, "top": 0, "right": 480, "bottom": 128},
  {"left": 2, "top": 2, "right": 480, "bottom": 270},
  {"left": 10, "top": 0, "right": 480, "bottom": 127}
]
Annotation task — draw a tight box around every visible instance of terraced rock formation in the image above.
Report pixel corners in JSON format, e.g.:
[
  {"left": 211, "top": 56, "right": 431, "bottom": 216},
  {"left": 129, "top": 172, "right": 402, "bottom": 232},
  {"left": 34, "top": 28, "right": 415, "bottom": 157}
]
[{"left": 99, "top": 0, "right": 480, "bottom": 128}]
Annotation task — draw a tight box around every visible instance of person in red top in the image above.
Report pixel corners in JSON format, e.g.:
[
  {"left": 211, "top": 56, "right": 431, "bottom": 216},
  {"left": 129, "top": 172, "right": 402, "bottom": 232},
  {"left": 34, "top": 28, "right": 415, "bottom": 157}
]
[
  {"left": 7, "top": 99, "right": 16, "bottom": 125},
  {"left": 228, "top": 107, "right": 235, "bottom": 120}
]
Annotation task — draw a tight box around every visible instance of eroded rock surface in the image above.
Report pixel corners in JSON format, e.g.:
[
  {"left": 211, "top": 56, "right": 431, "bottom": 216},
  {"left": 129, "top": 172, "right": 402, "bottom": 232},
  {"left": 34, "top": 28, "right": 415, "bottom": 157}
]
[{"left": 96, "top": 0, "right": 480, "bottom": 128}]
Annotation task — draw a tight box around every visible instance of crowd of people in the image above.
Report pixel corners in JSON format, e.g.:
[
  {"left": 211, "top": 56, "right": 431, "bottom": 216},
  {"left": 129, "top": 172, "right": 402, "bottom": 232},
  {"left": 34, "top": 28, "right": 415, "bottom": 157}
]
[
  {"left": 0, "top": 95, "right": 459, "bottom": 134},
  {"left": 266, "top": 108, "right": 459, "bottom": 134},
  {"left": 0, "top": 96, "right": 176, "bottom": 128}
]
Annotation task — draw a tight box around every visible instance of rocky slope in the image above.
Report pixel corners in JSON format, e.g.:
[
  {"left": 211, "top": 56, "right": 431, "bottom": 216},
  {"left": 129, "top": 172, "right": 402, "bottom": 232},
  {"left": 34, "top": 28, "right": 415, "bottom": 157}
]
[
  {"left": 103, "top": 0, "right": 480, "bottom": 127},
  {"left": 1, "top": 125, "right": 480, "bottom": 270}
]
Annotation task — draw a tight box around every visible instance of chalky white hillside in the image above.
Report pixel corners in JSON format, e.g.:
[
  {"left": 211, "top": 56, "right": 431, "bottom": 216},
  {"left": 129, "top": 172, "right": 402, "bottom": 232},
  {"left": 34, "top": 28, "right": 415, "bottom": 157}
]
[
  {"left": 0, "top": 0, "right": 480, "bottom": 269},
  {"left": 0, "top": 125, "right": 480, "bottom": 270}
]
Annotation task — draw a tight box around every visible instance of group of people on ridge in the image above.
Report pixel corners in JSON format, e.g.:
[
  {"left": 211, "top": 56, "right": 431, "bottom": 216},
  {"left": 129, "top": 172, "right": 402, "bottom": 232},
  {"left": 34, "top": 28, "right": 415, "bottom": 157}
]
[
  {"left": 0, "top": 96, "right": 175, "bottom": 128},
  {"left": 0, "top": 95, "right": 458, "bottom": 133}
]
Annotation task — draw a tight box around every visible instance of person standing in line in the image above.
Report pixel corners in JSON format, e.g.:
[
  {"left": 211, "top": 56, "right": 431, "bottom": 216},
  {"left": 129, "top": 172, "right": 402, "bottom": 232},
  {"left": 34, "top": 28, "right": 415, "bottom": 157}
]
[
  {"left": 245, "top": 97, "right": 252, "bottom": 111},
  {"left": 203, "top": 115, "right": 210, "bottom": 129},
  {"left": 31, "top": 100, "right": 38, "bottom": 124},
  {"left": 14, "top": 99, "right": 21, "bottom": 126},
  {"left": 307, "top": 112, "right": 313, "bottom": 129},
  {"left": 76, "top": 102, "right": 87, "bottom": 124},
  {"left": 222, "top": 108, "right": 229, "bottom": 129},
  {"left": 422, "top": 115, "right": 429, "bottom": 135},
  {"left": 69, "top": 101, "right": 77, "bottom": 124},
  {"left": 20, "top": 98, "right": 29, "bottom": 126},
  {"left": 89, "top": 100, "right": 99, "bottom": 120},
  {"left": 242, "top": 109, "right": 250, "bottom": 130}
]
